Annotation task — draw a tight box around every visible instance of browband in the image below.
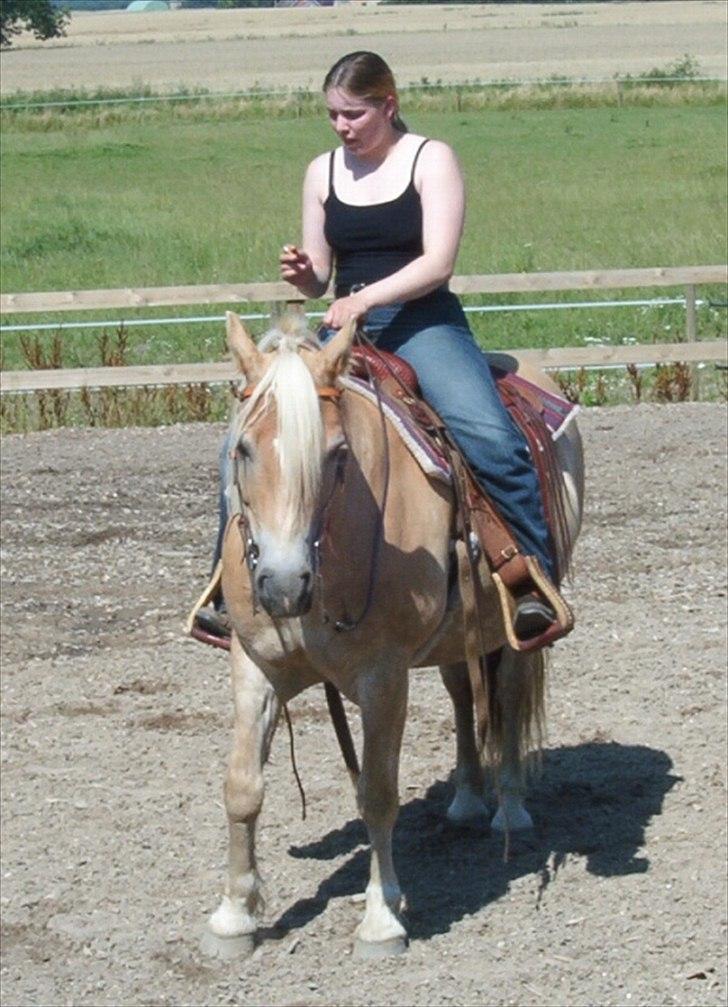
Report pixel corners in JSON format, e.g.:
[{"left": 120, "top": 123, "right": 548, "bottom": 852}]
[{"left": 236, "top": 384, "right": 342, "bottom": 402}]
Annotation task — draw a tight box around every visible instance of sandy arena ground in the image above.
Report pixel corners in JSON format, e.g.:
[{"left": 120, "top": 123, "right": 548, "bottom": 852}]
[
  {"left": 1, "top": 2, "right": 726, "bottom": 95},
  {"left": 1, "top": 402, "right": 726, "bottom": 1006}
]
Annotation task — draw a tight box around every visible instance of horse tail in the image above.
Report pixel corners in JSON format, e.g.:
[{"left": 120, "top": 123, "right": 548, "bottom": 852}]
[{"left": 484, "top": 647, "right": 546, "bottom": 786}]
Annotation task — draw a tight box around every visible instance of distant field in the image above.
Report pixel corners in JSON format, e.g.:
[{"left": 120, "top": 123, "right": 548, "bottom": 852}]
[
  {"left": 2, "top": 102, "right": 726, "bottom": 374},
  {"left": 1, "top": 1, "right": 726, "bottom": 95}
]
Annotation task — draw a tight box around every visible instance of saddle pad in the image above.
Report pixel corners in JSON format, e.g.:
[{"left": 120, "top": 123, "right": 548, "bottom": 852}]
[{"left": 340, "top": 375, "right": 452, "bottom": 483}]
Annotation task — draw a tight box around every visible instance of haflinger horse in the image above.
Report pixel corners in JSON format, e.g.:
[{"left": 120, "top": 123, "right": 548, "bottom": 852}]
[{"left": 204, "top": 310, "right": 583, "bottom": 959}]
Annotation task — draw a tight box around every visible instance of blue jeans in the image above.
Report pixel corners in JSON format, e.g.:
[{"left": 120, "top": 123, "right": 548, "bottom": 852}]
[{"left": 213, "top": 293, "right": 554, "bottom": 585}]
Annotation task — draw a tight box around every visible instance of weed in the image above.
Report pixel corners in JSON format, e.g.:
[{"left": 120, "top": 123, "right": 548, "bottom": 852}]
[
  {"left": 553, "top": 368, "right": 588, "bottom": 404},
  {"left": 17, "top": 332, "right": 69, "bottom": 428},
  {"left": 593, "top": 372, "right": 608, "bottom": 406},
  {"left": 625, "top": 363, "right": 644, "bottom": 403},
  {"left": 652, "top": 362, "right": 692, "bottom": 402},
  {"left": 718, "top": 364, "right": 728, "bottom": 403},
  {"left": 96, "top": 325, "right": 130, "bottom": 367}
]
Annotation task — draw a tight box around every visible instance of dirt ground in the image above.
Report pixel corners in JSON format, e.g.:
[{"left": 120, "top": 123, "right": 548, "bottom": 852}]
[
  {"left": 1, "top": 1, "right": 726, "bottom": 94},
  {"left": 0, "top": 401, "right": 726, "bottom": 1006}
]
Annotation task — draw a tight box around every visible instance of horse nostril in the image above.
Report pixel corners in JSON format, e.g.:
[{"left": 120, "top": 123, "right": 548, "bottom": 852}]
[{"left": 300, "top": 572, "right": 312, "bottom": 592}]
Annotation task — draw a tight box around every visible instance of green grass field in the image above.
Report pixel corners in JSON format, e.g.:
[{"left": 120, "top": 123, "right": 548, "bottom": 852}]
[{"left": 1, "top": 90, "right": 726, "bottom": 427}]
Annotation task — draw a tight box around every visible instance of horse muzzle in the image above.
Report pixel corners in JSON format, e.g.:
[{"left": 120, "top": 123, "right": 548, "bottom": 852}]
[{"left": 255, "top": 566, "right": 313, "bottom": 619}]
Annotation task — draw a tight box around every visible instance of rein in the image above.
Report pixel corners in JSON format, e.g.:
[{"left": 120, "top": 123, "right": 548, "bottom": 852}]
[{"left": 325, "top": 336, "right": 391, "bottom": 634}]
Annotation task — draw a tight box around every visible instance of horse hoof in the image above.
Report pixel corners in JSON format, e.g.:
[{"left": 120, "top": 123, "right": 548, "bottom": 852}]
[
  {"left": 491, "top": 804, "right": 534, "bottom": 833},
  {"left": 200, "top": 928, "right": 256, "bottom": 960},
  {"left": 446, "top": 808, "right": 490, "bottom": 832},
  {"left": 446, "top": 791, "right": 490, "bottom": 831},
  {"left": 353, "top": 935, "right": 408, "bottom": 960}
]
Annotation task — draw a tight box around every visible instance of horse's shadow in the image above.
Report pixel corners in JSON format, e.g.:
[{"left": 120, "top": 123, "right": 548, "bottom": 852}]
[{"left": 266, "top": 742, "right": 680, "bottom": 942}]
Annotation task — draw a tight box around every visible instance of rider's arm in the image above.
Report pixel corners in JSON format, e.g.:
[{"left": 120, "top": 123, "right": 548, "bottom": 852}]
[{"left": 279, "top": 155, "right": 332, "bottom": 299}]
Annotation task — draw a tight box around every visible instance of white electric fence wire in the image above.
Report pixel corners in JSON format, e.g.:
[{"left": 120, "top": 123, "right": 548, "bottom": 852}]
[{"left": 0, "top": 297, "right": 696, "bottom": 334}]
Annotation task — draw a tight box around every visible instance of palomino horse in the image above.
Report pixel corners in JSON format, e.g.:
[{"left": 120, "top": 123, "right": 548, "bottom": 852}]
[{"left": 204, "top": 311, "right": 584, "bottom": 959}]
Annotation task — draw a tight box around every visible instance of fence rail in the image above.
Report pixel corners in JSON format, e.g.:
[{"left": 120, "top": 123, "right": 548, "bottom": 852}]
[
  {"left": 1, "top": 342, "right": 726, "bottom": 395},
  {"left": 1, "top": 265, "right": 726, "bottom": 395},
  {"left": 2, "top": 266, "right": 725, "bottom": 314}
]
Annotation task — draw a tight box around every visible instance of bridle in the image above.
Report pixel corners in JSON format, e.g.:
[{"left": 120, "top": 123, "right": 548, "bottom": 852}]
[{"left": 229, "top": 372, "right": 389, "bottom": 633}]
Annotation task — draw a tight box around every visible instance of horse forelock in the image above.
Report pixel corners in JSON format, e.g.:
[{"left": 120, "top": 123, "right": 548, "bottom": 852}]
[{"left": 229, "top": 327, "right": 325, "bottom": 536}]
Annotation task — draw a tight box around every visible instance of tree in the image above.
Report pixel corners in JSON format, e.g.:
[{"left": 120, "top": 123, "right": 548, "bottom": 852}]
[{"left": 1, "top": 0, "right": 70, "bottom": 48}]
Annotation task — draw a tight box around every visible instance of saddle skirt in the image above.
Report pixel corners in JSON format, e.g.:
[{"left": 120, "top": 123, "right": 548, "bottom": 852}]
[{"left": 345, "top": 344, "right": 579, "bottom": 585}]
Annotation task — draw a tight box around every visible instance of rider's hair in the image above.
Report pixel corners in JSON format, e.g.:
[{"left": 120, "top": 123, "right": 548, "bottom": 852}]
[{"left": 323, "top": 51, "right": 408, "bottom": 133}]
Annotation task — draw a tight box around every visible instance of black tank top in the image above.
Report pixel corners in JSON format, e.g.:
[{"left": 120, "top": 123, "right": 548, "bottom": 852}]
[{"left": 324, "top": 139, "right": 430, "bottom": 297}]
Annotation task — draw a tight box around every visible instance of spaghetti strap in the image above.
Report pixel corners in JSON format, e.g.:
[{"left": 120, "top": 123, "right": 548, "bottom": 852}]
[
  {"left": 410, "top": 139, "right": 430, "bottom": 183},
  {"left": 328, "top": 150, "right": 336, "bottom": 197}
]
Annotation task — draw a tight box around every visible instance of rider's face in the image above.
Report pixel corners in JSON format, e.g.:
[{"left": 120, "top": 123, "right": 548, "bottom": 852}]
[{"left": 325, "top": 87, "right": 396, "bottom": 158}]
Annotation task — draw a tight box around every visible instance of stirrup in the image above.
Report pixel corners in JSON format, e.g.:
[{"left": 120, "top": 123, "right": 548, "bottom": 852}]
[
  {"left": 514, "top": 593, "right": 556, "bottom": 641},
  {"left": 185, "top": 561, "right": 231, "bottom": 650},
  {"left": 492, "top": 555, "right": 574, "bottom": 653}
]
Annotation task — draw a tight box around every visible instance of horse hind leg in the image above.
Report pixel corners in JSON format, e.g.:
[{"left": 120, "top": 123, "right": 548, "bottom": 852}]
[
  {"left": 439, "top": 662, "right": 489, "bottom": 828},
  {"left": 203, "top": 637, "right": 280, "bottom": 959},
  {"left": 489, "top": 647, "right": 545, "bottom": 833}
]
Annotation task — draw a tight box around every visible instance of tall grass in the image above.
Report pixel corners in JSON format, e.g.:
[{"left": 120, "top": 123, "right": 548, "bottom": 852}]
[{"left": 2, "top": 72, "right": 725, "bottom": 130}]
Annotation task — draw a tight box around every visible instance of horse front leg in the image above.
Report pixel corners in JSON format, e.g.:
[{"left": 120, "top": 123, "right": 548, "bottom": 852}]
[
  {"left": 203, "top": 635, "right": 279, "bottom": 959},
  {"left": 353, "top": 665, "right": 409, "bottom": 958}
]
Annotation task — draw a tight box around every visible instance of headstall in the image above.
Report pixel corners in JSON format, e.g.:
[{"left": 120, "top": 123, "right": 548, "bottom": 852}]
[
  {"left": 228, "top": 336, "right": 395, "bottom": 633},
  {"left": 230, "top": 379, "right": 352, "bottom": 623}
]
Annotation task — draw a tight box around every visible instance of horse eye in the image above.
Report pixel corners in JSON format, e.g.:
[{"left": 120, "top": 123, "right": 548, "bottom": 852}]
[{"left": 236, "top": 439, "right": 252, "bottom": 461}]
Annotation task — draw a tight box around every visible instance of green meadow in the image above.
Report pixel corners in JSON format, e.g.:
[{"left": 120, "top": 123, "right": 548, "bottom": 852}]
[{"left": 1, "top": 88, "right": 726, "bottom": 426}]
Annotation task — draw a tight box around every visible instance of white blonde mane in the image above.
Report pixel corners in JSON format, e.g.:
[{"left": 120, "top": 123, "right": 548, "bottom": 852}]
[{"left": 227, "top": 318, "right": 324, "bottom": 536}]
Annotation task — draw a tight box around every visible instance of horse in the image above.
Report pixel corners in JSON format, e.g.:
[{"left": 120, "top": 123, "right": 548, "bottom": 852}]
[{"left": 203, "top": 310, "right": 584, "bottom": 959}]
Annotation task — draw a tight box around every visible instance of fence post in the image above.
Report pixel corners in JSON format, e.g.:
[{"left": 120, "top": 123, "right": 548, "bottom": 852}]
[{"left": 685, "top": 284, "right": 699, "bottom": 399}]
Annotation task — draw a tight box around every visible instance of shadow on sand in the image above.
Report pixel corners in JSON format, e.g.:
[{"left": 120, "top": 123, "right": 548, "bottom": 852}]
[{"left": 267, "top": 742, "right": 680, "bottom": 942}]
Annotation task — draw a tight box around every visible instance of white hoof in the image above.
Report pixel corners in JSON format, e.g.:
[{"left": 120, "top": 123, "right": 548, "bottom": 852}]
[
  {"left": 208, "top": 895, "right": 256, "bottom": 937},
  {"left": 491, "top": 797, "right": 533, "bottom": 833},
  {"left": 446, "top": 789, "right": 490, "bottom": 829},
  {"left": 354, "top": 935, "right": 408, "bottom": 959},
  {"left": 200, "top": 928, "right": 255, "bottom": 960}
]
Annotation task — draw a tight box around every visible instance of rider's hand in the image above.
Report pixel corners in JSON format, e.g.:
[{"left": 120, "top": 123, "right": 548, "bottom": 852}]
[
  {"left": 279, "top": 244, "right": 316, "bottom": 291},
  {"left": 322, "top": 292, "right": 369, "bottom": 330}
]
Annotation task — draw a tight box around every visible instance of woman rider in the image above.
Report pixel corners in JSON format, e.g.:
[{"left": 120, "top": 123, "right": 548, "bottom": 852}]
[{"left": 197, "top": 51, "right": 562, "bottom": 643}]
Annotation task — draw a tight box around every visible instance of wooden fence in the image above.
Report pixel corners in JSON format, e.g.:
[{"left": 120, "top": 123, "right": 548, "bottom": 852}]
[{"left": 1, "top": 265, "right": 726, "bottom": 394}]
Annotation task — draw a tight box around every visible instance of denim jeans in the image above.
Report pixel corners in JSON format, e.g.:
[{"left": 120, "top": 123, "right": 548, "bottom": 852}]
[{"left": 213, "top": 292, "right": 554, "bottom": 585}]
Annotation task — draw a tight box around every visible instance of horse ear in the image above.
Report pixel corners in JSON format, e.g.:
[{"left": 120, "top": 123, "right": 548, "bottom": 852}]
[
  {"left": 226, "top": 311, "right": 263, "bottom": 379},
  {"left": 319, "top": 317, "right": 357, "bottom": 380}
]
